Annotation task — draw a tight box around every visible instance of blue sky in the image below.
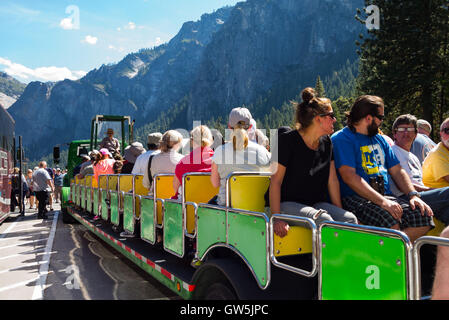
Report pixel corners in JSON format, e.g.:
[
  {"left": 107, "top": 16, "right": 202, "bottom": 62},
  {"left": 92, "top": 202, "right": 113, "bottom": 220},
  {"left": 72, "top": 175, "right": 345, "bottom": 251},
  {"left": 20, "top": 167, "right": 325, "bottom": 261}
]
[{"left": 0, "top": 0, "right": 242, "bottom": 83}]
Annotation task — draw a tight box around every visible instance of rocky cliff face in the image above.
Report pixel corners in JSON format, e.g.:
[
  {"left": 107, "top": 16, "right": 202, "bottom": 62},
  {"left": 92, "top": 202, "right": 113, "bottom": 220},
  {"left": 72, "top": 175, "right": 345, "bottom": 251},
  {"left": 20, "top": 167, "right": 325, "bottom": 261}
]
[
  {"left": 9, "top": 0, "right": 364, "bottom": 160},
  {"left": 187, "top": 0, "right": 363, "bottom": 122},
  {"left": 9, "top": 6, "right": 233, "bottom": 158},
  {"left": 0, "top": 72, "right": 26, "bottom": 109}
]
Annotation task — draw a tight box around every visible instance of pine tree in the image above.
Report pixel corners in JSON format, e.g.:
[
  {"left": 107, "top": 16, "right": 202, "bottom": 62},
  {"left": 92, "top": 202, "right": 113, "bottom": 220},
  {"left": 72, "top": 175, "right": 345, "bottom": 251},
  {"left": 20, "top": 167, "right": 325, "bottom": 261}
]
[
  {"left": 356, "top": 0, "right": 449, "bottom": 138},
  {"left": 315, "top": 76, "right": 326, "bottom": 98}
]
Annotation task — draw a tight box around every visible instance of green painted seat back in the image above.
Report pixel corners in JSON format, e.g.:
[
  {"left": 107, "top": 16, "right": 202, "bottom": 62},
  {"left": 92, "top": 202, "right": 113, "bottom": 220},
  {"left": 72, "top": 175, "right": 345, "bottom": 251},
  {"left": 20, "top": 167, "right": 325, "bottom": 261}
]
[
  {"left": 140, "top": 197, "right": 155, "bottom": 244},
  {"left": 163, "top": 200, "right": 184, "bottom": 257},
  {"left": 197, "top": 205, "right": 227, "bottom": 259},
  {"left": 320, "top": 223, "right": 411, "bottom": 300}
]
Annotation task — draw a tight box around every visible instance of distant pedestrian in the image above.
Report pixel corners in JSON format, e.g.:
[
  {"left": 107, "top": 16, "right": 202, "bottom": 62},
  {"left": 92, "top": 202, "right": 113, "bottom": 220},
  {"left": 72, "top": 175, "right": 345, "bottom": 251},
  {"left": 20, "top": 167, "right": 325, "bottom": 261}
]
[
  {"left": 32, "top": 161, "right": 54, "bottom": 219},
  {"left": 26, "top": 169, "right": 35, "bottom": 209},
  {"left": 10, "top": 167, "right": 28, "bottom": 215},
  {"left": 45, "top": 166, "right": 54, "bottom": 211},
  {"left": 53, "top": 168, "right": 64, "bottom": 203}
]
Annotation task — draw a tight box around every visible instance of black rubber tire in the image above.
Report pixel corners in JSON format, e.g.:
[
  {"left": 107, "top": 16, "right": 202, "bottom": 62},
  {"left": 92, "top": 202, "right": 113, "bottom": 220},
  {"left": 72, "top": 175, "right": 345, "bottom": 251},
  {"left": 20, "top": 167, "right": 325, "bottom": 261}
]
[{"left": 203, "top": 282, "right": 237, "bottom": 300}]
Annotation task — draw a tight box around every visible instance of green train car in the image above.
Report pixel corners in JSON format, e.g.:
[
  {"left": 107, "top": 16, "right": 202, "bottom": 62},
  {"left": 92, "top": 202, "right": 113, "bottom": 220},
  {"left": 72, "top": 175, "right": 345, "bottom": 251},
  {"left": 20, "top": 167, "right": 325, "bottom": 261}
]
[{"left": 65, "top": 171, "right": 444, "bottom": 300}]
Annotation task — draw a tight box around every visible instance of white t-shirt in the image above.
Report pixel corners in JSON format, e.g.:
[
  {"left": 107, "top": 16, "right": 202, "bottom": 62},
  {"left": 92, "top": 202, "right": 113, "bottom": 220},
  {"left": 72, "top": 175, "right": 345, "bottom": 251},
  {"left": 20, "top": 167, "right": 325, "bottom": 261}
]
[
  {"left": 391, "top": 144, "right": 424, "bottom": 196},
  {"left": 212, "top": 141, "right": 271, "bottom": 206},
  {"left": 132, "top": 149, "right": 161, "bottom": 175},
  {"left": 142, "top": 150, "right": 183, "bottom": 191}
]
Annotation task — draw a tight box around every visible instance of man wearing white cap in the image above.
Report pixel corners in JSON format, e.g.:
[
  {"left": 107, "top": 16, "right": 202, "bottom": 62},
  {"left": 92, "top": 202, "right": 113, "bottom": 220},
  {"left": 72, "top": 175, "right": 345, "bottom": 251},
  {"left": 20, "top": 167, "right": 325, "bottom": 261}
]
[
  {"left": 131, "top": 133, "right": 162, "bottom": 175},
  {"left": 411, "top": 119, "right": 436, "bottom": 164}
]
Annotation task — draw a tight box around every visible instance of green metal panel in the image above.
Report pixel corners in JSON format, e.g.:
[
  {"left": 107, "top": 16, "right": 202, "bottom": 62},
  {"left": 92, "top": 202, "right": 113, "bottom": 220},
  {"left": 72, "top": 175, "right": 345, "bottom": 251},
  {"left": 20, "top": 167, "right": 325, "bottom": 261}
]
[
  {"left": 123, "top": 194, "right": 134, "bottom": 233},
  {"left": 227, "top": 211, "right": 268, "bottom": 288},
  {"left": 110, "top": 191, "right": 119, "bottom": 226},
  {"left": 92, "top": 189, "right": 99, "bottom": 216},
  {"left": 320, "top": 226, "right": 408, "bottom": 300},
  {"left": 80, "top": 186, "right": 86, "bottom": 209},
  {"left": 163, "top": 201, "right": 184, "bottom": 257},
  {"left": 140, "top": 198, "right": 155, "bottom": 243},
  {"left": 70, "top": 185, "right": 75, "bottom": 203},
  {"left": 86, "top": 188, "right": 92, "bottom": 212},
  {"left": 75, "top": 185, "right": 79, "bottom": 206},
  {"left": 197, "top": 206, "right": 226, "bottom": 259},
  {"left": 101, "top": 190, "right": 109, "bottom": 221}
]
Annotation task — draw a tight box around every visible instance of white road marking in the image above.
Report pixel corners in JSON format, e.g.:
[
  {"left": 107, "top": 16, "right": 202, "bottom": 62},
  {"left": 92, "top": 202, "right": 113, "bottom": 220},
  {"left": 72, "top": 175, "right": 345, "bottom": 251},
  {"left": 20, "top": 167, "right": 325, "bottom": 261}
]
[
  {"left": 32, "top": 211, "right": 59, "bottom": 300},
  {"left": 0, "top": 238, "right": 47, "bottom": 250}
]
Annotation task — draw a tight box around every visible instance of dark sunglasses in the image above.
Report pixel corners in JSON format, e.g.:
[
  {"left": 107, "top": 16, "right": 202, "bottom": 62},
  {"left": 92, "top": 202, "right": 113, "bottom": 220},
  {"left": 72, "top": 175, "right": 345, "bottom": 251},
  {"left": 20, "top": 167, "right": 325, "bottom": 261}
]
[
  {"left": 319, "top": 112, "right": 336, "bottom": 119},
  {"left": 374, "top": 114, "right": 385, "bottom": 121},
  {"left": 442, "top": 128, "right": 449, "bottom": 134}
]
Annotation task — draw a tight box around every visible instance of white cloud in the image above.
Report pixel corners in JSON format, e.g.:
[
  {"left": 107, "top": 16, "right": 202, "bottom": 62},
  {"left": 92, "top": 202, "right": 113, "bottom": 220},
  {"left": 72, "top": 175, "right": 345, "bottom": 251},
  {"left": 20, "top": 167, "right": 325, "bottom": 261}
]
[
  {"left": 155, "top": 37, "right": 162, "bottom": 46},
  {"left": 82, "top": 35, "right": 98, "bottom": 45},
  {"left": 125, "top": 22, "right": 136, "bottom": 30},
  {"left": 59, "top": 17, "right": 75, "bottom": 30},
  {"left": 0, "top": 57, "right": 86, "bottom": 83}
]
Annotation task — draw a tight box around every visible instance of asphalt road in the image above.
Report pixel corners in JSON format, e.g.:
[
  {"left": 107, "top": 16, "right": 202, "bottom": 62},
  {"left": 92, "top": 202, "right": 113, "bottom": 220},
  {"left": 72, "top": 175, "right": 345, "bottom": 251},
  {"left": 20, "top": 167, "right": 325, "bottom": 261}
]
[{"left": 0, "top": 203, "right": 179, "bottom": 300}]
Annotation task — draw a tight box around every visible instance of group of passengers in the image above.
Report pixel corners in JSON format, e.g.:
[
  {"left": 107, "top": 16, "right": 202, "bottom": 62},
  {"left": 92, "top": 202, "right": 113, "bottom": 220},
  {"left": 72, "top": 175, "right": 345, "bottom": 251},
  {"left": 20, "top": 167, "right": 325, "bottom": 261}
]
[{"left": 78, "top": 87, "right": 449, "bottom": 244}]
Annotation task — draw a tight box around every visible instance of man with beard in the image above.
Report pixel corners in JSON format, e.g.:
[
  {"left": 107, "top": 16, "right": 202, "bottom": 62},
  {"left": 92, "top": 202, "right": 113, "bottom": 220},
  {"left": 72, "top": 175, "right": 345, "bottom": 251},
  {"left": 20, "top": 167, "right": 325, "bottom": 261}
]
[
  {"left": 422, "top": 118, "right": 449, "bottom": 189},
  {"left": 331, "top": 95, "right": 434, "bottom": 242}
]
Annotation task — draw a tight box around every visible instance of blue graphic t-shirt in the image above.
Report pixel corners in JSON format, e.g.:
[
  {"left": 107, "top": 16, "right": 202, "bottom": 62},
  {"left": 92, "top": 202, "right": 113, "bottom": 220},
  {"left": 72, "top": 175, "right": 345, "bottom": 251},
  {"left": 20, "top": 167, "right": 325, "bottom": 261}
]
[{"left": 331, "top": 127, "right": 400, "bottom": 198}]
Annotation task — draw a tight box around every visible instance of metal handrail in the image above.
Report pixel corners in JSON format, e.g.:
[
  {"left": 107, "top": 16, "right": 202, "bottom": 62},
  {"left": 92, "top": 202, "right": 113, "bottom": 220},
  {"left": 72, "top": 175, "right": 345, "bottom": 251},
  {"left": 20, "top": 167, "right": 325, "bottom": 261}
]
[
  {"left": 413, "top": 236, "right": 449, "bottom": 300},
  {"left": 269, "top": 214, "right": 318, "bottom": 278}
]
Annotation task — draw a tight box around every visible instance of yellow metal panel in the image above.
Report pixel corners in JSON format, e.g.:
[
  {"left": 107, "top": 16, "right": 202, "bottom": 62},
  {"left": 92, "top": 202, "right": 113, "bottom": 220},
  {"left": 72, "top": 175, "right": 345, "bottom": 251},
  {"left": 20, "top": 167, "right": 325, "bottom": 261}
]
[
  {"left": 108, "top": 176, "right": 118, "bottom": 190},
  {"left": 134, "top": 175, "right": 149, "bottom": 195},
  {"left": 155, "top": 175, "right": 175, "bottom": 225},
  {"left": 135, "top": 197, "right": 141, "bottom": 218},
  {"left": 229, "top": 175, "right": 270, "bottom": 212},
  {"left": 184, "top": 175, "right": 219, "bottom": 234},
  {"left": 273, "top": 226, "right": 313, "bottom": 257},
  {"left": 85, "top": 175, "right": 93, "bottom": 187},
  {"left": 99, "top": 175, "right": 108, "bottom": 189},
  {"left": 119, "top": 175, "right": 133, "bottom": 192}
]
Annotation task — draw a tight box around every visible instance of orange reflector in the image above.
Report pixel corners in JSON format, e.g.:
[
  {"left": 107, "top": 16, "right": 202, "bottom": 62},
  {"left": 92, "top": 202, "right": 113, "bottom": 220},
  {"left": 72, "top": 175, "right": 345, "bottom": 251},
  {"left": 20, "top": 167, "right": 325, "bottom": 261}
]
[{"left": 176, "top": 282, "right": 181, "bottom": 292}]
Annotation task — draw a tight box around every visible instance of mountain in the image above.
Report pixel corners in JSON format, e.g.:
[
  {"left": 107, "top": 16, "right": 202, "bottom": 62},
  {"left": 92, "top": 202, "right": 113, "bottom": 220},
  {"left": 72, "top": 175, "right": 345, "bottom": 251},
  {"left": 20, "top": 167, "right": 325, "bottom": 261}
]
[
  {"left": 0, "top": 72, "right": 26, "bottom": 109},
  {"left": 9, "top": 0, "right": 365, "bottom": 160},
  {"left": 9, "top": 6, "right": 233, "bottom": 158}
]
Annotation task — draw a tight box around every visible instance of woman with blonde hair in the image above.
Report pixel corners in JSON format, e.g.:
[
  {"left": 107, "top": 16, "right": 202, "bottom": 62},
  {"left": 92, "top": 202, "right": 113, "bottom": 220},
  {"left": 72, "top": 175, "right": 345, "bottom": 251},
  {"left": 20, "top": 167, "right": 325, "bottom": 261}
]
[
  {"left": 209, "top": 107, "right": 271, "bottom": 205},
  {"left": 172, "top": 125, "right": 215, "bottom": 198},
  {"left": 269, "top": 87, "right": 357, "bottom": 238},
  {"left": 143, "top": 130, "right": 184, "bottom": 192}
]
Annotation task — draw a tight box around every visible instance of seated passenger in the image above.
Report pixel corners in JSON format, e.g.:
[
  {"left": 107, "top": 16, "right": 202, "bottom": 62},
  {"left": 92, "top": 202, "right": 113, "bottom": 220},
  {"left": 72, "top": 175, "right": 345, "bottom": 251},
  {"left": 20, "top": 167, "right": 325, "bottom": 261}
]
[
  {"left": 122, "top": 142, "right": 146, "bottom": 174},
  {"left": 390, "top": 114, "right": 449, "bottom": 225},
  {"left": 331, "top": 95, "right": 434, "bottom": 243},
  {"left": 132, "top": 132, "right": 162, "bottom": 175},
  {"left": 142, "top": 130, "right": 184, "bottom": 192},
  {"left": 172, "top": 125, "right": 214, "bottom": 199},
  {"left": 270, "top": 88, "right": 357, "bottom": 238},
  {"left": 77, "top": 150, "right": 99, "bottom": 179},
  {"left": 93, "top": 148, "right": 115, "bottom": 183},
  {"left": 422, "top": 117, "right": 449, "bottom": 189},
  {"left": 411, "top": 119, "right": 437, "bottom": 164},
  {"left": 210, "top": 107, "right": 271, "bottom": 206}
]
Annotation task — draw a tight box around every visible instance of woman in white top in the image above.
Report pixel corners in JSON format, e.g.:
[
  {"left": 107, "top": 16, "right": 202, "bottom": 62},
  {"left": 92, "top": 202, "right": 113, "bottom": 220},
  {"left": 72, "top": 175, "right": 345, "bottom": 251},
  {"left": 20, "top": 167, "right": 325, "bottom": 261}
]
[
  {"left": 210, "top": 107, "right": 271, "bottom": 206},
  {"left": 143, "top": 130, "right": 184, "bottom": 192}
]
